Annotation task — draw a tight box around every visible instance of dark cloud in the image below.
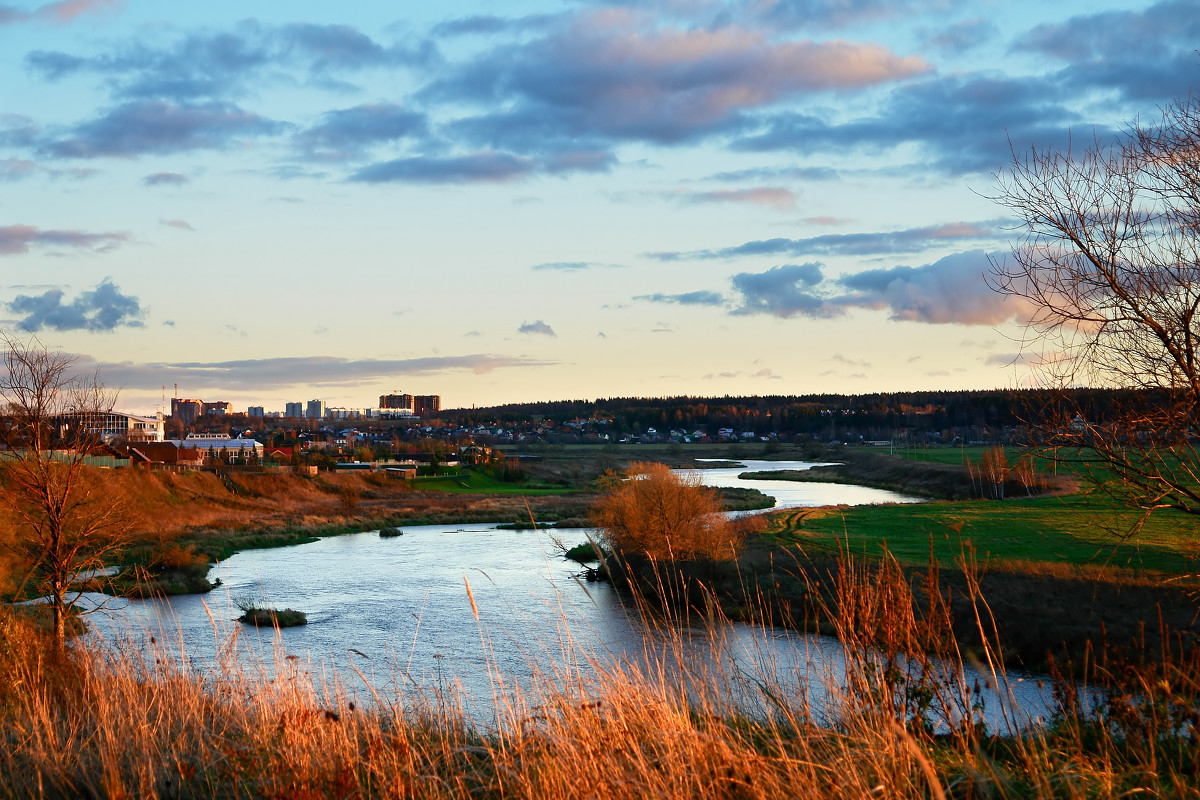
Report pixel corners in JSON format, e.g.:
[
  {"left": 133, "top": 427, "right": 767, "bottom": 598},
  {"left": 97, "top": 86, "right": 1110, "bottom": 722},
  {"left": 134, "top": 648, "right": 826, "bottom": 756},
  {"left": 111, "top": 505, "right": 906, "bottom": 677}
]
[
  {"left": 349, "top": 149, "right": 613, "bottom": 184},
  {"left": 9, "top": 279, "right": 143, "bottom": 332},
  {"left": 25, "top": 22, "right": 436, "bottom": 103},
  {"left": 730, "top": 262, "right": 831, "bottom": 318},
  {"left": 26, "top": 27, "right": 273, "bottom": 101},
  {"left": 0, "top": 224, "right": 128, "bottom": 255},
  {"left": 835, "top": 250, "right": 1033, "bottom": 325},
  {"left": 143, "top": 171, "right": 188, "bottom": 186},
  {"left": 43, "top": 100, "right": 282, "bottom": 158},
  {"left": 430, "top": 14, "right": 556, "bottom": 37},
  {"left": 425, "top": 11, "right": 929, "bottom": 150},
  {"left": 277, "top": 23, "right": 436, "bottom": 72},
  {"left": 635, "top": 290, "right": 725, "bottom": 306},
  {"left": 91, "top": 353, "right": 558, "bottom": 390},
  {"left": 734, "top": 73, "right": 1095, "bottom": 175},
  {"left": 518, "top": 320, "right": 556, "bottom": 336},
  {"left": 1015, "top": 0, "right": 1199, "bottom": 63},
  {"left": 296, "top": 103, "right": 426, "bottom": 160},
  {"left": 649, "top": 221, "right": 1002, "bottom": 261},
  {"left": 1012, "top": 1, "right": 1200, "bottom": 104}
]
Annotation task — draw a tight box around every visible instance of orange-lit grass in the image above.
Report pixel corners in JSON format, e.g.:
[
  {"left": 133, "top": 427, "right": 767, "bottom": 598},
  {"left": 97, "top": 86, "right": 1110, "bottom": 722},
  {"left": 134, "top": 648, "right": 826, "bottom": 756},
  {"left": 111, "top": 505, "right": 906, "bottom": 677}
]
[{"left": 0, "top": 547, "right": 1197, "bottom": 799}]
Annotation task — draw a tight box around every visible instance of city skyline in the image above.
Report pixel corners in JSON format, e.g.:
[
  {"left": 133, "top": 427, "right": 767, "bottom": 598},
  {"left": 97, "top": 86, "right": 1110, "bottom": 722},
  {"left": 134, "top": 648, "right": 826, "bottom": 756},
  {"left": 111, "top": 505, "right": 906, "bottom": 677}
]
[{"left": 2, "top": 0, "right": 1194, "bottom": 414}]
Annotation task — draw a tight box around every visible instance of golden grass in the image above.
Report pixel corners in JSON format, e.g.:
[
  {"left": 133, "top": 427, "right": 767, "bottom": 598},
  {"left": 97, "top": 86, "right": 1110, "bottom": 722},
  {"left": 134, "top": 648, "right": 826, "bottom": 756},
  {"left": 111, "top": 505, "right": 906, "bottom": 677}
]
[{"left": 0, "top": 549, "right": 1197, "bottom": 799}]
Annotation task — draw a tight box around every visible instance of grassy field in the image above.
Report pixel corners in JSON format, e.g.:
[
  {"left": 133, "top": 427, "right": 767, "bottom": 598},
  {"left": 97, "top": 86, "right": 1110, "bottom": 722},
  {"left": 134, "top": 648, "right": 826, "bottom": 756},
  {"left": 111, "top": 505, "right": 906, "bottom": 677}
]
[{"left": 766, "top": 492, "right": 1200, "bottom": 575}]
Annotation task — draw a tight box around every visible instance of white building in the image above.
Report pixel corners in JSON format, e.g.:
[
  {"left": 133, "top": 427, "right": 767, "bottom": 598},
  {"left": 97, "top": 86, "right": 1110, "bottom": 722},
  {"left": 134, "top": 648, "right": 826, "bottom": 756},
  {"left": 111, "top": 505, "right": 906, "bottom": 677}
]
[
  {"left": 69, "top": 411, "right": 165, "bottom": 443},
  {"left": 165, "top": 433, "right": 264, "bottom": 457}
]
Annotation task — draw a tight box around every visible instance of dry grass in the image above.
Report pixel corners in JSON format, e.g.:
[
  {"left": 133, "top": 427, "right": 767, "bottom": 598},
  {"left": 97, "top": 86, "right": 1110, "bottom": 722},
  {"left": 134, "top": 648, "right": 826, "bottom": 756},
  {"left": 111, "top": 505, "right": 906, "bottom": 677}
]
[{"left": 1, "top": 548, "right": 1198, "bottom": 799}]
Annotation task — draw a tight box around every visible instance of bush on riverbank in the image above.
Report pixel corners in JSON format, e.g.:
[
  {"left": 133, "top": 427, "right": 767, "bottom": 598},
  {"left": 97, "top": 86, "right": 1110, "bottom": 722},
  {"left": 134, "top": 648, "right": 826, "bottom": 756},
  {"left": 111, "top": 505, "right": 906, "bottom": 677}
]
[{"left": 234, "top": 598, "right": 307, "bottom": 628}]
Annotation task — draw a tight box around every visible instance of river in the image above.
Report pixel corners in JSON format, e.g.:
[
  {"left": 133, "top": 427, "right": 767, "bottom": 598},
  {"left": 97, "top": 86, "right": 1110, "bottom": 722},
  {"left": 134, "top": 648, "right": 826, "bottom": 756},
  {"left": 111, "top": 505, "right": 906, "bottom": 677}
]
[{"left": 88, "top": 459, "right": 1057, "bottom": 730}]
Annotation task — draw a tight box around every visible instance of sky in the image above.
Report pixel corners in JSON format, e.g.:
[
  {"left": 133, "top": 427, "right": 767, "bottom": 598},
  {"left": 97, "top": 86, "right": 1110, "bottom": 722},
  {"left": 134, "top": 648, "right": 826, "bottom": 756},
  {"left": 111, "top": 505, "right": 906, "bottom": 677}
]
[{"left": 1, "top": 0, "right": 1197, "bottom": 415}]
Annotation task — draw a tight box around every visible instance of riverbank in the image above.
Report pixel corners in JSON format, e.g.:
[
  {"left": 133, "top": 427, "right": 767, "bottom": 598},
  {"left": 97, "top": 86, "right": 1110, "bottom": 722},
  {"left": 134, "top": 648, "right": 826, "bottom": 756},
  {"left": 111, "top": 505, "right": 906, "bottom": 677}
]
[
  {"left": 3, "top": 571, "right": 1196, "bottom": 798},
  {"left": 740, "top": 447, "right": 1078, "bottom": 500}
]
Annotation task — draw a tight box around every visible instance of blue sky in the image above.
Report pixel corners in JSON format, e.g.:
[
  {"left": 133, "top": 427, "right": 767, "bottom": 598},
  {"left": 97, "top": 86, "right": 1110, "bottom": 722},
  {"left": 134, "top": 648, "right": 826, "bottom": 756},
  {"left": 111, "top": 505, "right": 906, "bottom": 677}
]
[{"left": 1, "top": 0, "right": 1196, "bottom": 414}]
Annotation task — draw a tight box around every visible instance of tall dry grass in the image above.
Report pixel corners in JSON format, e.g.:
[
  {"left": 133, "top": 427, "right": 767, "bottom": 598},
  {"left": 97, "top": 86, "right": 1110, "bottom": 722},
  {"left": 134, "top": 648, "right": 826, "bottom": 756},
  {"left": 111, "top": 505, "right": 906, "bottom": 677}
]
[{"left": 0, "top": 547, "right": 1197, "bottom": 799}]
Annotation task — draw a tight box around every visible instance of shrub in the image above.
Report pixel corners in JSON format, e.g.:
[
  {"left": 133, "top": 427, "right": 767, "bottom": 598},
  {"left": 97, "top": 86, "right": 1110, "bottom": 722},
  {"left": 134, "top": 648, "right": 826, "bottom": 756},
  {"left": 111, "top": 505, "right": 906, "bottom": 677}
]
[{"left": 590, "top": 462, "right": 744, "bottom": 561}]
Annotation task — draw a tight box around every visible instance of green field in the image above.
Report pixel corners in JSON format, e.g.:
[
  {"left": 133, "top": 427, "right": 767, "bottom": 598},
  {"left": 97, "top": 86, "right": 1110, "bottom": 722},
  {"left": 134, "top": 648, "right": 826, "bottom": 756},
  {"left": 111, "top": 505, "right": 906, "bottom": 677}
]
[
  {"left": 408, "top": 468, "right": 574, "bottom": 495},
  {"left": 769, "top": 491, "right": 1200, "bottom": 575}
]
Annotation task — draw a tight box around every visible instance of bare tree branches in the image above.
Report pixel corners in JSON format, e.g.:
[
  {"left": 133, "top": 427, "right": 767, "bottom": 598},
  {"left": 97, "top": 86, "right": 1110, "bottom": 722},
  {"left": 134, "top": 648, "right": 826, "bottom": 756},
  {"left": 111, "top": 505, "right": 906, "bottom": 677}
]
[
  {"left": 990, "top": 95, "right": 1200, "bottom": 517},
  {"left": 0, "top": 333, "right": 134, "bottom": 643}
]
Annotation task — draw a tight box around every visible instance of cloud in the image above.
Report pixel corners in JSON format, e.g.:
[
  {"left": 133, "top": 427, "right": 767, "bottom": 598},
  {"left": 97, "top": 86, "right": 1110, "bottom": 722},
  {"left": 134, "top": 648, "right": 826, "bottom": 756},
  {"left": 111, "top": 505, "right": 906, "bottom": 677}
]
[
  {"left": 0, "top": 0, "right": 117, "bottom": 25},
  {"left": 635, "top": 290, "right": 725, "bottom": 306},
  {"left": 349, "top": 149, "right": 613, "bottom": 184},
  {"left": 143, "top": 171, "right": 189, "bottom": 186},
  {"left": 0, "top": 158, "right": 97, "bottom": 181},
  {"left": 730, "top": 262, "right": 833, "bottom": 318},
  {"left": 9, "top": 279, "right": 144, "bottom": 332},
  {"left": 650, "top": 221, "right": 1002, "bottom": 261},
  {"left": 1012, "top": 0, "right": 1200, "bottom": 102},
  {"left": 159, "top": 219, "right": 193, "bottom": 230},
  {"left": 705, "top": 165, "right": 838, "bottom": 182},
  {"left": 752, "top": 0, "right": 928, "bottom": 29},
  {"left": 532, "top": 261, "right": 594, "bottom": 271},
  {"left": 431, "top": 14, "right": 556, "bottom": 37},
  {"left": 684, "top": 187, "right": 796, "bottom": 210},
  {"left": 714, "top": 250, "right": 1032, "bottom": 325},
  {"left": 91, "top": 353, "right": 558, "bottom": 389},
  {"left": 426, "top": 11, "right": 930, "bottom": 149},
  {"left": 734, "top": 73, "right": 1096, "bottom": 175},
  {"left": 835, "top": 250, "right": 1033, "bottom": 324},
  {"left": 0, "top": 114, "right": 40, "bottom": 148},
  {"left": 922, "top": 18, "right": 997, "bottom": 53},
  {"left": 25, "top": 21, "right": 435, "bottom": 102},
  {"left": 295, "top": 103, "right": 426, "bottom": 160},
  {"left": 518, "top": 320, "right": 556, "bottom": 336},
  {"left": 0, "top": 158, "right": 40, "bottom": 181},
  {"left": 44, "top": 100, "right": 282, "bottom": 158},
  {"left": 0, "top": 224, "right": 128, "bottom": 255}
]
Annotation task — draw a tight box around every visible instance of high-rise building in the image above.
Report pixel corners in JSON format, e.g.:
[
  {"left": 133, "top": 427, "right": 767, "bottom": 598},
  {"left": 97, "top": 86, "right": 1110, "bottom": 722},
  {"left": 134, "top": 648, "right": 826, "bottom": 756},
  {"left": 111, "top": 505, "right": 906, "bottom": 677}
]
[
  {"left": 379, "top": 393, "right": 414, "bottom": 410},
  {"left": 380, "top": 393, "right": 439, "bottom": 416},
  {"left": 247, "top": 406, "right": 265, "bottom": 417},
  {"left": 202, "top": 401, "right": 232, "bottom": 416},
  {"left": 170, "top": 397, "right": 202, "bottom": 425},
  {"left": 413, "top": 395, "right": 441, "bottom": 415},
  {"left": 306, "top": 399, "right": 326, "bottom": 420},
  {"left": 285, "top": 402, "right": 304, "bottom": 418}
]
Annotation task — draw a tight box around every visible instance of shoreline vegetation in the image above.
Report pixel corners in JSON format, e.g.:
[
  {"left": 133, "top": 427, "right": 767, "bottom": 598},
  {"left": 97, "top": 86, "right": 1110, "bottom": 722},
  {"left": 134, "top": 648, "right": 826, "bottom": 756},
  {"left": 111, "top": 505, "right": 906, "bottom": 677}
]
[
  {"left": 3, "top": 543, "right": 1198, "bottom": 798},
  {"left": 17, "top": 444, "right": 1198, "bottom": 672},
  {"left": 4, "top": 442, "right": 1198, "bottom": 795}
]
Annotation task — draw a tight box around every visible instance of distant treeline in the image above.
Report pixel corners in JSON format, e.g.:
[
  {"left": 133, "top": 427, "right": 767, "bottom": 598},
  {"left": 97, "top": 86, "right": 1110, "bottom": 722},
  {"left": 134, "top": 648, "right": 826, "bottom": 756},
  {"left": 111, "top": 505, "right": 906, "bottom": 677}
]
[{"left": 441, "top": 388, "right": 1158, "bottom": 442}]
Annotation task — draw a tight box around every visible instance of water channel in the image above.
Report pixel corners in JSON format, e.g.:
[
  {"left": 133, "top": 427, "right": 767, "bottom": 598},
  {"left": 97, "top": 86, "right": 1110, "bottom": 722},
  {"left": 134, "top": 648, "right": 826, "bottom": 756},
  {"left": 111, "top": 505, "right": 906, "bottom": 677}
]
[{"left": 89, "top": 460, "right": 1058, "bottom": 730}]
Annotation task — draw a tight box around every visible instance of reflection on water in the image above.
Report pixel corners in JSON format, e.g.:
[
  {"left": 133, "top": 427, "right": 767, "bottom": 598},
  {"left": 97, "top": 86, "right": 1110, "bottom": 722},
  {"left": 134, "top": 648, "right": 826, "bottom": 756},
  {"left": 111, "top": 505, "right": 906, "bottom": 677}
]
[{"left": 90, "top": 459, "right": 1056, "bottom": 730}]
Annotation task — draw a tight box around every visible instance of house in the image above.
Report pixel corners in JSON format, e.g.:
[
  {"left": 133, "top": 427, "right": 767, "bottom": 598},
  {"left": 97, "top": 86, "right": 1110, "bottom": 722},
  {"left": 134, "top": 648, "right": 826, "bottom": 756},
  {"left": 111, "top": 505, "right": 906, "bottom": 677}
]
[{"left": 128, "top": 441, "right": 205, "bottom": 468}]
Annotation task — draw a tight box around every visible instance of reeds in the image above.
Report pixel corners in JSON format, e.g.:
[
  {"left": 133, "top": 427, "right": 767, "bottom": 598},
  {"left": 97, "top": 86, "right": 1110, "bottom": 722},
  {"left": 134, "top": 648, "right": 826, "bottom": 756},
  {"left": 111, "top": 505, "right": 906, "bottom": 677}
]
[{"left": 0, "top": 547, "right": 1197, "bottom": 799}]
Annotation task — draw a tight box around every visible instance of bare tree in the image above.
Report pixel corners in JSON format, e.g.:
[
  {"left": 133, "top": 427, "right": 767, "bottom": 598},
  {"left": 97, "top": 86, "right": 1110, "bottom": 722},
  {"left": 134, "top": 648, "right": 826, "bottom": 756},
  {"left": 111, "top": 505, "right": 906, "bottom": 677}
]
[
  {"left": 0, "top": 334, "right": 135, "bottom": 644},
  {"left": 989, "top": 94, "right": 1200, "bottom": 521}
]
